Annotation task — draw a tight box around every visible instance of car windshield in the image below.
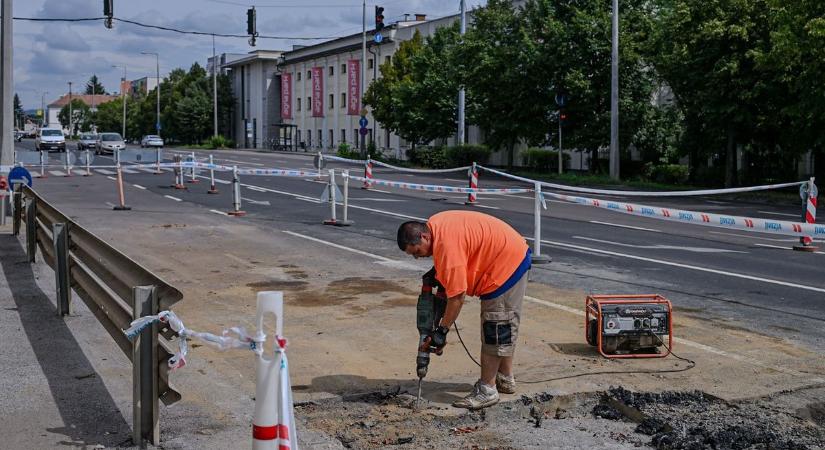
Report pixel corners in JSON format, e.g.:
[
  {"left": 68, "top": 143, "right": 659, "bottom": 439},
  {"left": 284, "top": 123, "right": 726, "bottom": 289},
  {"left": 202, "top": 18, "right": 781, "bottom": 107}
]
[
  {"left": 42, "top": 130, "right": 62, "bottom": 136},
  {"left": 81, "top": 134, "right": 96, "bottom": 140},
  {"left": 146, "top": 135, "right": 160, "bottom": 139},
  {"left": 101, "top": 134, "right": 122, "bottom": 141}
]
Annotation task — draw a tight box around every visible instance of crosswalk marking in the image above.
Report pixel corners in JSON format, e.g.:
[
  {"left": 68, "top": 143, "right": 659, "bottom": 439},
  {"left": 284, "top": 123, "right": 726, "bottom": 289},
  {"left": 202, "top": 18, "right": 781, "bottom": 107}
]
[
  {"left": 49, "top": 170, "right": 66, "bottom": 176},
  {"left": 213, "top": 178, "right": 231, "bottom": 184},
  {"left": 73, "top": 170, "right": 87, "bottom": 176},
  {"left": 121, "top": 168, "right": 138, "bottom": 174},
  {"left": 96, "top": 169, "right": 115, "bottom": 175}
]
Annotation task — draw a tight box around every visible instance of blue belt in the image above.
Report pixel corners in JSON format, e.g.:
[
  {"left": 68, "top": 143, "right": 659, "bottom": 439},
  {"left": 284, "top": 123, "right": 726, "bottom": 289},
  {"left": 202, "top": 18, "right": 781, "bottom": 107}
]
[{"left": 480, "top": 248, "right": 532, "bottom": 300}]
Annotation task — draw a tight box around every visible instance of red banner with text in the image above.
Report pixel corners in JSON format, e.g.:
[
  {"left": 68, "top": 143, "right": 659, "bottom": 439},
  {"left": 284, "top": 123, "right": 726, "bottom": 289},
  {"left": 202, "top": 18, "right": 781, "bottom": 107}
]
[
  {"left": 311, "top": 67, "right": 324, "bottom": 117},
  {"left": 347, "top": 59, "right": 360, "bottom": 116},
  {"left": 281, "top": 73, "right": 292, "bottom": 119}
]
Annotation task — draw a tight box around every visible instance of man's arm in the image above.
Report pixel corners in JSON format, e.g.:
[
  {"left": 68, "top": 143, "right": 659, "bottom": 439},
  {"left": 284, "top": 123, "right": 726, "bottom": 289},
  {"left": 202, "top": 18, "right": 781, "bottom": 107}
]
[{"left": 439, "top": 292, "right": 465, "bottom": 329}]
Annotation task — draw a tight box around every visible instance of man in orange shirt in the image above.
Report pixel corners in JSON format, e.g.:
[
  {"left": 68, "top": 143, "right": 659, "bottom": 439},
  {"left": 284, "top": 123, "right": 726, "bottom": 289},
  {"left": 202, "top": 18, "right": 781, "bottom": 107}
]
[{"left": 397, "top": 210, "right": 531, "bottom": 410}]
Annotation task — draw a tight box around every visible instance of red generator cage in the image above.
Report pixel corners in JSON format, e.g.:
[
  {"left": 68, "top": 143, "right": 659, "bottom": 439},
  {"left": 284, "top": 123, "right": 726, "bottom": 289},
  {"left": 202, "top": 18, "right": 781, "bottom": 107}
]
[{"left": 585, "top": 294, "right": 673, "bottom": 359}]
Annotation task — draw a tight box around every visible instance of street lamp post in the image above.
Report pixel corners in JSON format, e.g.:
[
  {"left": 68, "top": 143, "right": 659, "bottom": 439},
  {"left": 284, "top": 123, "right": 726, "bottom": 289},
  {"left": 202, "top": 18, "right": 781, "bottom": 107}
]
[
  {"left": 67, "top": 81, "right": 73, "bottom": 136},
  {"left": 457, "top": 0, "right": 466, "bottom": 146},
  {"left": 609, "top": 0, "right": 620, "bottom": 180},
  {"left": 141, "top": 52, "right": 161, "bottom": 135},
  {"left": 41, "top": 91, "right": 48, "bottom": 127},
  {"left": 113, "top": 65, "right": 127, "bottom": 140},
  {"left": 212, "top": 35, "right": 218, "bottom": 137}
]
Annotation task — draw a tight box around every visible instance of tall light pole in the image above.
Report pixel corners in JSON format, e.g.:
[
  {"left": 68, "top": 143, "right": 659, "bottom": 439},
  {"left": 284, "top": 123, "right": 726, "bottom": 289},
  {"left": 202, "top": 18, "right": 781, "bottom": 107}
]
[
  {"left": 211, "top": 35, "right": 218, "bottom": 137},
  {"left": 609, "top": 0, "right": 620, "bottom": 180},
  {"left": 141, "top": 52, "right": 161, "bottom": 136},
  {"left": 113, "top": 65, "right": 127, "bottom": 139},
  {"left": 67, "top": 81, "right": 73, "bottom": 136},
  {"left": 457, "top": 0, "right": 466, "bottom": 146},
  {"left": 360, "top": 0, "right": 367, "bottom": 155},
  {"left": 41, "top": 91, "right": 48, "bottom": 127},
  {"left": 0, "top": 0, "right": 14, "bottom": 171}
]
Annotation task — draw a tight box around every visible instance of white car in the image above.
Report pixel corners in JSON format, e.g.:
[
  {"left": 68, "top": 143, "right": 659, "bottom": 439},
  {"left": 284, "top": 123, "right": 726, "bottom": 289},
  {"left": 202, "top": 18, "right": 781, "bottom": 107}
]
[
  {"left": 140, "top": 135, "right": 164, "bottom": 148},
  {"left": 96, "top": 132, "right": 126, "bottom": 155},
  {"left": 35, "top": 128, "right": 66, "bottom": 152}
]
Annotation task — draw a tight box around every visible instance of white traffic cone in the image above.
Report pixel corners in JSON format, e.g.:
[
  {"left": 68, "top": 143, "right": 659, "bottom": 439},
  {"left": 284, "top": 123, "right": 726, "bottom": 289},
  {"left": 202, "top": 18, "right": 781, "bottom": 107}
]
[{"left": 252, "top": 291, "right": 298, "bottom": 450}]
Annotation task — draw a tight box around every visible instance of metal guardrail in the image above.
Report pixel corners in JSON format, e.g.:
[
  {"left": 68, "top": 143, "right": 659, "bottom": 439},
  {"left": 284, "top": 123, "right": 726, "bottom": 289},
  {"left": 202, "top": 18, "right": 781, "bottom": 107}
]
[{"left": 12, "top": 184, "right": 183, "bottom": 446}]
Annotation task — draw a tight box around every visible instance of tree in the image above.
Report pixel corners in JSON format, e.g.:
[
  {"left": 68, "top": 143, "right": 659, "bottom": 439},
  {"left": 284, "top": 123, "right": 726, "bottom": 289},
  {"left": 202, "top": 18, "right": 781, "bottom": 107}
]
[
  {"left": 58, "top": 99, "right": 92, "bottom": 135},
  {"left": 85, "top": 74, "right": 107, "bottom": 95}
]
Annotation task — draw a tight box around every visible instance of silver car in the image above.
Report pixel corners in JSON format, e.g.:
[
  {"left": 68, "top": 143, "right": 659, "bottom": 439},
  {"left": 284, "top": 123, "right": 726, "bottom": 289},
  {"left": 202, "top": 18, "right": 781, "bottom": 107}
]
[
  {"left": 96, "top": 132, "right": 126, "bottom": 155},
  {"left": 140, "top": 134, "right": 164, "bottom": 148},
  {"left": 77, "top": 133, "right": 98, "bottom": 151}
]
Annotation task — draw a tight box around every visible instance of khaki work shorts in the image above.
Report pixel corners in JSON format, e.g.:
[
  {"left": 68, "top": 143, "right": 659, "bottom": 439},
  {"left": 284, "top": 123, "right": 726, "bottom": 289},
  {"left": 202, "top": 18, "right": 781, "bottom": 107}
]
[{"left": 479, "top": 272, "right": 527, "bottom": 357}]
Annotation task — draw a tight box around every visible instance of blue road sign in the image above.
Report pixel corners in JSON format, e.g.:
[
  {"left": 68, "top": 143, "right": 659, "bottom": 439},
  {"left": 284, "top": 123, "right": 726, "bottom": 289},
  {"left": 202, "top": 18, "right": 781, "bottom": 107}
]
[
  {"left": 8, "top": 166, "right": 32, "bottom": 190},
  {"left": 156, "top": 122, "right": 162, "bottom": 131},
  {"left": 374, "top": 33, "right": 383, "bottom": 44},
  {"left": 359, "top": 117, "right": 368, "bottom": 128},
  {"left": 555, "top": 93, "right": 568, "bottom": 107}
]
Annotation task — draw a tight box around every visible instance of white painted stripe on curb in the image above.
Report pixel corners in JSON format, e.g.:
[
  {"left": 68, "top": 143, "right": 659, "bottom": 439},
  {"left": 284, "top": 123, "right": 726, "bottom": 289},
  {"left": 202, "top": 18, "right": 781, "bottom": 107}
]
[
  {"left": 132, "top": 184, "right": 147, "bottom": 190},
  {"left": 164, "top": 195, "right": 182, "bottom": 202},
  {"left": 523, "top": 295, "right": 825, "bottom": 383},
  {"left": 589, "top": 220, "right": 661, "bottom": 233}
]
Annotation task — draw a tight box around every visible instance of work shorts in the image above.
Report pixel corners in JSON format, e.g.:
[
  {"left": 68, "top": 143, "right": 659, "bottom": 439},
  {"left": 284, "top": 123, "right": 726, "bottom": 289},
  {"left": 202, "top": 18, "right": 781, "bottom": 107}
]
[{"left": 480, "top": 272, "right": 527, "bottom": 357}]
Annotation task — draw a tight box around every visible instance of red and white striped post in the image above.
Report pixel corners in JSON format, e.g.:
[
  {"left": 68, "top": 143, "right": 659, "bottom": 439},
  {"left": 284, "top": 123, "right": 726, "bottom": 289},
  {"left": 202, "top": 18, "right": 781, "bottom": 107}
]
[
  {"left": 112, "top": 163, "right": 131, "bottom": 211},
  {"left": 361, "top": 154, "right": 373, "bottom": 190},
  {"left": 207, "top": 154, "right": 219, "bottom": 194},
  {"left": 794, "top": 177, "right": 818, "bottom": 252},
  {"left": 465, "top": 162, "right": 478, "bottom": 205}
]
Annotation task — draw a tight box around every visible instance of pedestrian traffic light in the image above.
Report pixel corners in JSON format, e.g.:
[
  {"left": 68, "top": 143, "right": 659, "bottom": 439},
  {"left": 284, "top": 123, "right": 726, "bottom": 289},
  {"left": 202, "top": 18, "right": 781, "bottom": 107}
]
[
  {"left": 560, "top": 110, "right": 568, "bottom": 127},
  {"left": 103, "top": 0, "right": 113, "bottom": 29},
  {"left": 375, "top": 6, "right": 385, "bottom": 32},
  {"left": 247, "top": 7, "right": 258, "bottom": 46}
]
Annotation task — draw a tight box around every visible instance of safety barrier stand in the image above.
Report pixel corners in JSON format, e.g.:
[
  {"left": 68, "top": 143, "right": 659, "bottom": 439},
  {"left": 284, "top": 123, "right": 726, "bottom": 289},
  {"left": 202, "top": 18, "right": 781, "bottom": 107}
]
[
  {"left": 171, "top": 156, "right": 186, "bottom": 190},
  {"left": 207, "top": 154, "right": 219, "bottom": 194},
  {"left": 155, "top": 148, "right": 162, "bottom": 175},
  {"left": 113, "top": 162, "right": 132, "bottom": 211},
  {"left": 64, "top": 151, "right": 73, "bottom": 177},
  {"left": 84, "top": 149, "right": 92, "bottom": 176},
  {"left": 323, "top": 169, "right": 341, "bottom": 225},
  {"left": 187, "top": 152, "right": 199, "bottom": 183},
  {"left": 361, "top": 154, "right": 373, "bottom": 190},
  {"left": 465, "top": 162, "right": 478, "bottom": 205},
  {"left": 794, "top": 177, "right": 818, "bottom": 252},
  {"left": 532, "top": 181, "right": 550, "bottom": 264},
  {"left": 227, "top": 165, "right": 246, "bottom": 216},
  {"left": 39, "top": 150, "right": 47, "bottom": 178}
]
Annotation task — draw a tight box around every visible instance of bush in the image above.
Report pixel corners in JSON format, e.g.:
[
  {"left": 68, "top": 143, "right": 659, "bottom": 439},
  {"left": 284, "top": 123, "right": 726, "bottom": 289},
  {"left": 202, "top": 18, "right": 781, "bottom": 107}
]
[
  {"left": 406, "top": 146, "right": 450, "bottom": 169},
  {"left": 206, "top": 135, "right": 232, "bottom": 149},
  {"left": 643, "top": 163, "right": 690, "bottom": 184},
  {"left": 337, "top": 142, "right": 362, "bottom": 159},
  {"left": 521, "top": 148, "right": 569, "bottom": 172},
  {"left": 444, "top": 144, "right": 491, "bottom": 166}
]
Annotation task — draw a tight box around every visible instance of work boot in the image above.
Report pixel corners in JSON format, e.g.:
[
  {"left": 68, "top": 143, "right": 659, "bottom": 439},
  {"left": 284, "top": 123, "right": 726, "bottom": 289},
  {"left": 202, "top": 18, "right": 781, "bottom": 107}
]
[
  {"left": 452, "top": 380, "right": 499, "bottom": 410},
  {"left": 496, "top": 372, "right": 516, "bottom": 394}
]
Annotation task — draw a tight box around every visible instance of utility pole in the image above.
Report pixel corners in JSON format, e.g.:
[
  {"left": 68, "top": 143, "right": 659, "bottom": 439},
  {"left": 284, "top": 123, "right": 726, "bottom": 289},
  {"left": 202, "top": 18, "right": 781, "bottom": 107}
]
[
  {"left": 41, "top": 91, "right": 48, "bottom": 127},
  {"left": 360, "top": 0, "right": 367, "bottom": 155},
  {"left": 91, "top": 82, "right": 96, "bottom": 133},
  {"left": 609, "top": 0, "right": 620, "bottom": 180},
  {"left": 113, "top": 65, "right": 127, "bottom": 139},
  {"left": 0, "top": 0, "right": 14, "bottom": 171},
  {"left": 212, "top": 35, "right": 218, "bottom": 137},
  {"left": 457, "top": 0, "right": 466, "bottom": 146},
  {"left": 68, "top": 82, "right": 73, "bottom": 136},
  {"left": 141, "top": 52, "right": 161, "bottom": 135}
]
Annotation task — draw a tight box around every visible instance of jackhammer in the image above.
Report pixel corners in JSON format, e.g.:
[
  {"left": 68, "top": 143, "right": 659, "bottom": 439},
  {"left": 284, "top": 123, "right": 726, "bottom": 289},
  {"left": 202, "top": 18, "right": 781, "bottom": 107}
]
[{"left": 416, "top": 267, "right": 447, "bottom": 407}]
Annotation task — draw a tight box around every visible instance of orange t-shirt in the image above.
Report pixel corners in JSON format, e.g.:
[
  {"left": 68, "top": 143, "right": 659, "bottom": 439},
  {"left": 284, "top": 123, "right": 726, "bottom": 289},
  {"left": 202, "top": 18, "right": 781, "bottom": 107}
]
[{"left": 428, "top": 210, "right": 528, "bottom": 298}]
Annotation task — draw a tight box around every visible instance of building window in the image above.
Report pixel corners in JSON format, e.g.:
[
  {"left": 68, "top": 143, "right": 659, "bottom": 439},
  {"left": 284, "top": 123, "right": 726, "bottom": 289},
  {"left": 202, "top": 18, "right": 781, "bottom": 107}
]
[
  {"left": 297, "top": 98, "right": 301, "bottom": 111},
  {"left": 297, "top": 71, "right": 301, "bottom": 81},
  {"left": 341, "top": 129, "right": 346, "bottom": 143},
  {"left": 368, "top": 58, "right": 374, "bottom": 69},
  {"left": 341, "top": 63, "right": 346, "bottom": 74},
  {"left": 329, "top": 129, "right": 333, "bottom": 147},
  {"left": 318, "top": 129, "right": 322, "bottom": 148},
  {"left": 329, "top": 93, "right": 334, "bottom": 109},
  {"left": 307, "top": 70, "right": 312, "bottom": 79},
  {"left": 354, "top": 128, "right": 359, "bottom": 147},
  {"left": 297, "top": 130, "right": 302, "bottom": 145},
  {"left": 385, "top": 55, "right": 391, "bottom": 64},
  {"left": 341, "top": 93, "right": 346, "bottom": 108},
  {"left": 329, "top": 66, "right": 334, "bottom": 76},
  {"left": 307, "top": 97, "right": 312, "bottom": 110},
  {"left": 307, "top": 130, "right": 312, "bottom": 147}
]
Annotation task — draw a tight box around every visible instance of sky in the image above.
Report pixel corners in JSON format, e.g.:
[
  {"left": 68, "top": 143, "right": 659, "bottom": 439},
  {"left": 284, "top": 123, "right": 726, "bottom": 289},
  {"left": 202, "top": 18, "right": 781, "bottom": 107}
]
[{"left": 12, "top": 0, "right": 487, "bottom": 111}]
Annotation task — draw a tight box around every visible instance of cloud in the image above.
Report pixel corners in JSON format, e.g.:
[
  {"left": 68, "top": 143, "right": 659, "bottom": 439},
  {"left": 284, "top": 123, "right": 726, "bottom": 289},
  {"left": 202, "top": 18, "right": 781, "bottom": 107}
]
[{"left": 39, "top": 24, "right": 91, "bottom": 52}]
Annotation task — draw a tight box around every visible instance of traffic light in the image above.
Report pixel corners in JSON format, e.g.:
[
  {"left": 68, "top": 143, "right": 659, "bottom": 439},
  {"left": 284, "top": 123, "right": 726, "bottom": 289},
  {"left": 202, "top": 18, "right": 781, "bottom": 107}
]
[
  {"left": 375, "top": 6, "right": 385, "bottom": 32},
  {"left": 559, "top": 110, "right": 568, "bottom": 127},
  {"left": 103, "top": 0, "right": 113, "bottom": 29},
  {"left": 247, "top": 7, "right": 258, "bottom": 46}
]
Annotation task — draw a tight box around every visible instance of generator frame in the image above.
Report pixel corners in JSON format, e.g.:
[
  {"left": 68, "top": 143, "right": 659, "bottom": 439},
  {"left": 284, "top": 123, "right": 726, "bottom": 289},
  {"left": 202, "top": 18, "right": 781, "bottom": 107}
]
[{"left": 585, "top": 294, "right": 673, "bottom": 359}]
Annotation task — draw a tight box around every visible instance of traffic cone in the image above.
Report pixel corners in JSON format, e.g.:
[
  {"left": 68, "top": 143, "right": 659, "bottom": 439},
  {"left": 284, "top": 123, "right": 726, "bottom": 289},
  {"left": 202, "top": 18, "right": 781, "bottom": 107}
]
[{"left": 361, "top": 155, "right": 372, "bottom": 190}]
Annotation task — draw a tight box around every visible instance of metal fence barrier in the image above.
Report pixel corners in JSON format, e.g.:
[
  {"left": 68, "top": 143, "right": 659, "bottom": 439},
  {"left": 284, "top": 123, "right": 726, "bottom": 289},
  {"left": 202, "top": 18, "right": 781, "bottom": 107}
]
[{"left": 13, "top": 184, "right": 183, "bottom": 446}]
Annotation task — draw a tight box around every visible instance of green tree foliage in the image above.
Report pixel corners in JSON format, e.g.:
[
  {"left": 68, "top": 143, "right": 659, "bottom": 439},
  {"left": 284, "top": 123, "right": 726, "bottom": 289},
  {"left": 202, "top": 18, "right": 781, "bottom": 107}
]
[
  {"left": 58, "top": 99, "right": 92, "bottom": 135},
  {"left": 85, "top": 74, "right": 107, "bottom": 95}
]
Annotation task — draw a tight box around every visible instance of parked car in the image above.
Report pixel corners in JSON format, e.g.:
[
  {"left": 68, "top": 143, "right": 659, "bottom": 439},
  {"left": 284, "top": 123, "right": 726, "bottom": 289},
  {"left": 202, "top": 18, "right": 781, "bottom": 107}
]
[
  {"left": 96, "top": 132, "right": 126, "bottom": 155},
  {"left": 140, "top": 135, "right": 164, "bottom": 148},
  {"left": 35, "top": 127, "right": 66, "bottom": 152},
  {"left": 77, "top": 133, "right": 98, "bottom": 151},
  {"left": 14, "top": 130, "right": 23, "bottom": 142}
]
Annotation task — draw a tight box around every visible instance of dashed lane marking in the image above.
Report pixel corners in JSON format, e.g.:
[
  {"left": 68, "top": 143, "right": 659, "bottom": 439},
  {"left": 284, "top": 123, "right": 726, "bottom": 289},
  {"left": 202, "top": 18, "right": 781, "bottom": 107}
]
[
  {"left": 96, "top": 169, "right": 115, "bottom": 175},
  {"left": 213, "top": 178, "right": 231, "bottom": 184},
  {"left": 49, "top": 170, "right": 66, "bottom": 176},
  {"left": 132, "top": 184, "right": 147, "bottom": 190},
  {"left": 210, "top": 209, "right": 228, "bottom": 216},
  {"left": 589, "top": 220, "right": 661, "bottom": 233},
  {"left": 757, "top": 210, "right": 800, "bottom": 218},
  {"left": 107, "top": 176, "right": 117, "bottom": 181},
  {"left": 164, "top": 195, "right": 182, "bottom": 202}
]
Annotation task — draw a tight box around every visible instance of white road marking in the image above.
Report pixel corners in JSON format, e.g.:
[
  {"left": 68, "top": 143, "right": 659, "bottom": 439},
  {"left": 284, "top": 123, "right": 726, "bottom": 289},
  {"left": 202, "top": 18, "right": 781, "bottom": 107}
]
[
  {"left": 107, "top": 176, "right": 117, "bottom": 181},
  {"left": 475, "top": 204, "right": 501, "bottom": 210},
  {"left": 210, "top": 209, "right": 228, "bottom": 216},
  {"left": 349, "top": 198, "right": 406, "bottom": 202},
  {"left": 96, "top": 169, "right": 115, "bottom": 175},
  {"left": 533, "top": 238, "right": 825, "bottom": 293},
  {"left": 121, "top": 168, "right": 138, "bottom": 174},
  {"left": 502, "top": 194, "right": 534, "bottom": 200},
  {"left": 757, "top": 210, "right": 800, "bottom": 218},
  {"left": 105, "top": 201, "right": 116, "bottom": 208},
  {"left": 282, "top": 230, "right": 421, "bottom": 270},
  {"left": 708, "top": 230, "right": 802, "bottom": 243},
  {"left": 132, "top": 184, "right": 147, "bottom": 190},
  {"left": 295, "top": 197, "right": 321, "bottom": 204},
  {"left": 573, "top": 236, "right": 747, "bottom": 253},
  {"left": 49, "top": 170, "right": 65, "bottom": 176},
  {"left": 72, "top": 170, "right": 87, "bottom": 176},
  {"left": 164, "top": 195, "right": 182, "bottom": 202},
  {"left": 755, "top": 243, "right": 825, "bottom": 254},
  {"left": 246, "top": 186, "right": 268, "bottom": 192},
  {"left": 589, "top": 220, "right": 661, "bottom": 233},
  {"left": 303, "top": 179, "right": 328, "bottom": 184},
  {"left": 364, "top": 188, "right": 393, "bottom": 194},
  {"left": 218, "top": 158, "right": 264, "bottom": 166},
  {"left": 139, "top": 168, "right": 157, "bottom": 174},
  {"left": 705, "top": 200, "right": 729, "bottom": 205},
  {"left": 242, "top": 198, "right": 271, "bottom": 206},
  {"left": 523, "top": 295, "right": 825, "bottom": 383},
  {"left": 213, "top": 178, "right": 231, "bottom": 184}
]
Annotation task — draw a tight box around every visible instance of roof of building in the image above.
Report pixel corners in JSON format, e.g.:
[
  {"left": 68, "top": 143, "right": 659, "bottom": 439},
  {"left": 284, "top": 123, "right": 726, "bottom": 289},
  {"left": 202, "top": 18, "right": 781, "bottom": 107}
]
[
  {"left": 222, "top": 50, "right": 286, "bottom": 68},
  {"left": 47, "top": 94, "right": 119, "bottom": 108}
]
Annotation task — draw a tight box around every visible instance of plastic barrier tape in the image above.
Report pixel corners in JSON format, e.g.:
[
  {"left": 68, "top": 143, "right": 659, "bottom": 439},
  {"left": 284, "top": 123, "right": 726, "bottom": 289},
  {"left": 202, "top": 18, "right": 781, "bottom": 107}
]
[{"left": 344, "top": 174, "right": 531, "bottom": 194}]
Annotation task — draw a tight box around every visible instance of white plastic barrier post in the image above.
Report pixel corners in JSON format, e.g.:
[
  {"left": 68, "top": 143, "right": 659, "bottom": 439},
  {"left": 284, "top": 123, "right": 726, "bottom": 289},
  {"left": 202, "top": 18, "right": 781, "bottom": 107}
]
[
  {"left": 115, "top": 148, "right": 120, "bottom": 166},
  {"left": 532, "top": 182, "right": 550, "bottom": 264},
  {"left": 84, "top": 149, "right": 91, "bottom": 176},
  {"left": 323, "top": 169, "right": 338, "bottom": 225},
  {"left": 40, "top": 150, "right": 47, "bottom": 178},
  {"left": 64, "top": 151, "right": 72, "bottom": 177},
  {"left": 252, "top": 291, "right": 297, "bottom": 450},
  {"left": 208, "top": 154, "right": 219, "bottom": 194},
  {"left": 465, "top": 162, "right": 478, "bottom": 205},
  {"left": 155, "top": 148, "right": 162, "bottom": 175},
  {"left": 362, "top": 154, "right": 372, "bottom": 190},
  {"left": 188, "top": 151, "right": 199, "bottom": 183},
  {"left": 228, "top": 165, "right": 246, "bottom": 216}
]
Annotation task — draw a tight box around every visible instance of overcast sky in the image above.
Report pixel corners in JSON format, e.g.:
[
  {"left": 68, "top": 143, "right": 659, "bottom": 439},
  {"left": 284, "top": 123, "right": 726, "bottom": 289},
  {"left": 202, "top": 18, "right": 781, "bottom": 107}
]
[{"left": 12, "top": 0, "right": 487, "bottom": 111}]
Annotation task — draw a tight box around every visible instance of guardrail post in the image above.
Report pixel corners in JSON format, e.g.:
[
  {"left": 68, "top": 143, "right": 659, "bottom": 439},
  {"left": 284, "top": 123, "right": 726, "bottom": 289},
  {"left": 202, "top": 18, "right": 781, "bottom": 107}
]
[
  {"left": 532, "top": 182, "right": 550, "bottom": 264},
  {"left": 53, "top": 222, "right": 72, "bottom": 316},
  {"left": 187, "top": 151, "right": 199, "bottom": 183},
  {"left": 132, "top": 285, "right": 160, "bottom": 447},
  {"left": 13, "top": 184, "right": 22, "bottom": 236},
  {"left": 26, "top": 197, "right": 36, "bottom": 262}
]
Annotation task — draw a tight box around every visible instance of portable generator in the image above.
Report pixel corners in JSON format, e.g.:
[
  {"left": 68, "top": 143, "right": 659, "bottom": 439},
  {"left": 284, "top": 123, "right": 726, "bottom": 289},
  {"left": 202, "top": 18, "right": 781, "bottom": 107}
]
[{"left": 585, "top": 294, "right": 673, "bottom": 358}]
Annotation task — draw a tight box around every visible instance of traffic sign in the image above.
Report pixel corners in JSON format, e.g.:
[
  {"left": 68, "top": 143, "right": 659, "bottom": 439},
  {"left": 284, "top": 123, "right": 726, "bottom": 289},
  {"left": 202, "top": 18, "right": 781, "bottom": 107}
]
[
  {"left": 374, "top": 33, "right": 383, "bottom": 44},
  {"left": 359, "top": 127, "right": 368, "bottom": 136},
  {"left": 8, "top": 166, "right": 33, "bottom": 190},
  {"left": 360, "top": 108, "right": 368, "bottom": 117},
  {"left": 555, "top": 93, "right": 568, "bottom": 107},
  {"left": 359, "top": 117, "right": 368, "bottom": 128}
]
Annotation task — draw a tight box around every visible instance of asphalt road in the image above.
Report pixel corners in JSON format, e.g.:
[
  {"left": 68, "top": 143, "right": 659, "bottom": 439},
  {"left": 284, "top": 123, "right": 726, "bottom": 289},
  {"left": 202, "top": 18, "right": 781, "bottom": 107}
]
[{"left": 13, "top": 140, "right": 825, "bottom": 352}]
